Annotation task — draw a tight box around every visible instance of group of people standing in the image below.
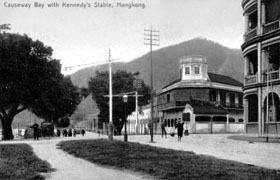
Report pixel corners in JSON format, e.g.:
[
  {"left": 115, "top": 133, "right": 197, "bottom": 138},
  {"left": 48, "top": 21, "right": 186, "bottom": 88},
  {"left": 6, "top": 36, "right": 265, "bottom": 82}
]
[
  {"left": 161, "top": 121, "right": 187, "bottom": 141},
  {"left": 30, "top": 122, "right": 86, "bottom": 140},
  {"left": 30, "top": 122, "right": 55, "bottom": 140},
  {"left": 60, "top": 128, "right": 85, "bottom": 137}
]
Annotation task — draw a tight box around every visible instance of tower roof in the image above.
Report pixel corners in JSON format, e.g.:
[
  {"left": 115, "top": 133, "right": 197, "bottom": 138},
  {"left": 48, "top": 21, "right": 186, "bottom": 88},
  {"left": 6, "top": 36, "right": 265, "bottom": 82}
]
[
  {"left": 162, "top": 72, "right": 243, "bottom": 89},
  {"left": 180, "top": 55, "right": 207, "bottom": 64}
]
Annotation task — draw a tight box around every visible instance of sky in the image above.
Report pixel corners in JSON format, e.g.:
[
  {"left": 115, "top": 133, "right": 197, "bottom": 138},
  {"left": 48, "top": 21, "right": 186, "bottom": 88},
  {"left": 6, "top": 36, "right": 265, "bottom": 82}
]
[{"left": 0, "top": 0, "right": 244, "bottom": 75}]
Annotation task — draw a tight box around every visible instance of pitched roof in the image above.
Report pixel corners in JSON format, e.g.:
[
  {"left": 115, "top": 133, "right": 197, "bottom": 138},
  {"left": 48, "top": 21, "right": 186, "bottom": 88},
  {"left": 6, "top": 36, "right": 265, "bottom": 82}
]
[
  {"left": 192, "top": 104, "right": 228, "bottom": 114},
  {"left": 190, "top": 100, "right": 228, "bottom": 115},
  {"left": 162, "top": 73, "right": 243, "bottom": 90},
  {"left": 162, "top": 78, "right": 181, "bottom": 89},
  {"left": 208, "top": 73, "right": 243, "bottom": 87}
]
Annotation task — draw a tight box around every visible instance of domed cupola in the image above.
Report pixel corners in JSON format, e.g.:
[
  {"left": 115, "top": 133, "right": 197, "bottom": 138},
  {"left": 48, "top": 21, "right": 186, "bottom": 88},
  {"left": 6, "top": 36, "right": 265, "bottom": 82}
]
[{"left": 180, "top": 55, "right": 208, "bottom": 81}]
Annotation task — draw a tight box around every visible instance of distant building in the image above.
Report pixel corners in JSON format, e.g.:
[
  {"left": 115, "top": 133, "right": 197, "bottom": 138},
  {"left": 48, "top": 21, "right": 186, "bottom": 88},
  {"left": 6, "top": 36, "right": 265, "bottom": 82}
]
[
  {"left": 126, "top": 104, "right": 161, "bottom": 135},
  {"left": 157, "top": 55, "right": 244, "bottom": 134},
  {"left": 126, "top": 105, "right": 150, "bottom": 134},
  {"left": 242, "top": 0, "right": 280, "bottom": 135}
]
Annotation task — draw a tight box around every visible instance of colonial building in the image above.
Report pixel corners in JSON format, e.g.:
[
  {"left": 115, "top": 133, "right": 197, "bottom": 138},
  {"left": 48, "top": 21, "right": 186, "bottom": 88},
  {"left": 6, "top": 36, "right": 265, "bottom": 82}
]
[
  {"left": 126, "top": 104, "right": 161, "bottom": 135},
  {"left": 157, "top": 55, "right": 244, "bottom": 134},
  {"left": 242, "top": 0, "right": 280, "bottom": 135}
]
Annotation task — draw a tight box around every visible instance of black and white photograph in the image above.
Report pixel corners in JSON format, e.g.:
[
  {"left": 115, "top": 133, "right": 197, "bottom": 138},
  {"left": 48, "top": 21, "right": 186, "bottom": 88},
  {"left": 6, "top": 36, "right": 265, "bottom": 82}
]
[{"left": 1, "top": 0, "right": 280, "bottom": 179}]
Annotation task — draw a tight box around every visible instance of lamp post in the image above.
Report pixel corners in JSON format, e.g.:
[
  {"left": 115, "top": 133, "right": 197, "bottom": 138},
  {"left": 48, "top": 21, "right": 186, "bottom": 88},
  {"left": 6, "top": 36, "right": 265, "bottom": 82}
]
[{"left": 123, "top": 94, "right": 128, "bottom": 142}]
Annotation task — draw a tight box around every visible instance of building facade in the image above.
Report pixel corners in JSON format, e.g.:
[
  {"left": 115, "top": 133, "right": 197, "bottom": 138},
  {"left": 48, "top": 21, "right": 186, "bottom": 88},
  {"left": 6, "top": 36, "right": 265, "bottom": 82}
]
[
  {"left": 126, "top": 104, "right": 161, "bottom": 135},
  {"left": 157, "top": 55, "right": 244, "bottom": 134},
  {"left": 242, "top": 0, "right": 280, "bottom": 135}
]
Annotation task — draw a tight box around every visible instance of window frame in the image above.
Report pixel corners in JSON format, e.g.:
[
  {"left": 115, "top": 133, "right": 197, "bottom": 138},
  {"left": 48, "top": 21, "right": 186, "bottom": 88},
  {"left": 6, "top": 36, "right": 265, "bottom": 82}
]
[{"left": 194, "top": 66, "right": 200, "bottom": 75}]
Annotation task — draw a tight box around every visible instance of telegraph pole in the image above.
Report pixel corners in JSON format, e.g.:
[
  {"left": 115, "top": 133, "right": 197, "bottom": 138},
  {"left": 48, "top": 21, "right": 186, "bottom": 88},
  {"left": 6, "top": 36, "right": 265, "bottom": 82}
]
[
  {"left": 63, "top": 49, "right": 118, "bottom": 140},
  {"left": 133, "top": 78, "right": 141, "bottom": 134},
  {"left": 108, "top": 49, "right": 114, "bottom": 140},
  {"left": 144, "top": 27, "right": 160, "bottom": 143}
]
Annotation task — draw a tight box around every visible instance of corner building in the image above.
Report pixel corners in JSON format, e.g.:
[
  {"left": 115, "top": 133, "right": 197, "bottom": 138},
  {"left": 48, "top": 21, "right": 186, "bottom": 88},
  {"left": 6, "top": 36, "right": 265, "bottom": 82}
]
[
  {"left": 157, "top": 56, "right": 244, "bottom": 134},
  {"left": 242, "top": 0, "right": 280, "bottom": 134}
]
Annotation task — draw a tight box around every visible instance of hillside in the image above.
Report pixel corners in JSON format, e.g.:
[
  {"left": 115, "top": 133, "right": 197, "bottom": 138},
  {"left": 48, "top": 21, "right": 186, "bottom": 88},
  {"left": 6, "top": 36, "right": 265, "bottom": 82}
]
[{"left": 70, "top": 37, "right": 244, "bottom": 89}]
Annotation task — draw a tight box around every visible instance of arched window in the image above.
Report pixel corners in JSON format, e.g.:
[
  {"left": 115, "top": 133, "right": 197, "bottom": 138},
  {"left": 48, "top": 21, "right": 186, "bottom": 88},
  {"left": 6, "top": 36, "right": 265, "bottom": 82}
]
[{"left": 264, "top": 92, "right": 280, "bottom": 122}]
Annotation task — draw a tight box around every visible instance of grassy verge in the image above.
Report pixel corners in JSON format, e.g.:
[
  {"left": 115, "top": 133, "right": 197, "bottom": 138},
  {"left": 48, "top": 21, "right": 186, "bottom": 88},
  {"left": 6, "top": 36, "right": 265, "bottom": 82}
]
[
  {"left": 0, "top": 144, "right": 54, "bottom": 180},
  {"left": 58, "top": 139, "right": 280, "bottom": 180}
]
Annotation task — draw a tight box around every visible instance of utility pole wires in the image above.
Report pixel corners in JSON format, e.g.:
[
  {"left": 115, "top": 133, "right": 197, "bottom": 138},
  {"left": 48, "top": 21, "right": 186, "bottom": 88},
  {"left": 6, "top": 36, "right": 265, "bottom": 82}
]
[{"left": 144, "top": 27, "right": 160, "bottom": 143}]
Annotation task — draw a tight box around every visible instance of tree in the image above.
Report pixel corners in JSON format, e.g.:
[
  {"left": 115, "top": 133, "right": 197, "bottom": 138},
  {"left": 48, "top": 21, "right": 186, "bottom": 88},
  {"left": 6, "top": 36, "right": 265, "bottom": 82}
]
[
  {"left": 88, "top": 70, "right": 150, "bottom": 134},
  {"left": 0, "top": 33, "right": 80, "bottom": 140},
  {"left": 31, "top": 76, "right": 81, "bottom": 123}
]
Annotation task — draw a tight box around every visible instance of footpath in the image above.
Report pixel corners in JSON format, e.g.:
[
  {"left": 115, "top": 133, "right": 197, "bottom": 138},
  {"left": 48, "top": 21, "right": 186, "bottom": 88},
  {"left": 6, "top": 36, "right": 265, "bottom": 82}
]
[
  {"left": 2, "top": 132, "right": 280, "bottom": 179},
  {"left": 0, "top": 133, "right": 152, "bottom": 180}
]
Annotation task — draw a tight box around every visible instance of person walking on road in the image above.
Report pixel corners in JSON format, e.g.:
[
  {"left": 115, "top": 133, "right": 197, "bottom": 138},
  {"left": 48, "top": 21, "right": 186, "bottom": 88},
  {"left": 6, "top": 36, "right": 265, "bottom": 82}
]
[
  {"left": 81, "top": 129, "right": 85, "bottom": 136},
  {"left": 68, "top": 128, "right": 72, "bottom": 137},
  {"left": 57, "top": 129, "right": 61, "bottom": 137},
  {"left": 31, "top": 122, "right": 39, "bottom": 140},
  {"left": 177, "top": 122, "right": 184, "bottom": 141}
]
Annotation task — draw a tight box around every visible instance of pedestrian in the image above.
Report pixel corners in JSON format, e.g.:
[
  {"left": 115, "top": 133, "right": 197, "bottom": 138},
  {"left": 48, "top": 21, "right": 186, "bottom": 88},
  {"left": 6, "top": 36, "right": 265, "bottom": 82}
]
[
  {"left": 73, "top": 129, "right": 76, "bottom": 137},
  {"left": 31, "top": 122, "right": 39, "bottom": 140},
  {"left": 57, "top": 129, "right": 61, "bottom": 137},
  {"left": 68, "top": 129, "right": 72, "bottom": 137},
  {"left": 177, "top": 122, "right": 184, "bottom": 141},
  {"left": 81, "top": 129, "right": 85, "bottom": 136},
  {"left": 63, "top": 129, "right": 67, "bottom": 137},
  {"left": 161, "top": 122, "right": 167, "bottom": 138},
  {"left": 41, "top": 125, "right": 45, "bottom": 138}
]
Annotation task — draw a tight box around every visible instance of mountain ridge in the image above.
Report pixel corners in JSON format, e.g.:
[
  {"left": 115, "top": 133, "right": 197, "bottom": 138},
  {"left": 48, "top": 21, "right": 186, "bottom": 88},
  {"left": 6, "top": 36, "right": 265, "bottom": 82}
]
[{"left": 70, "top": 37, "right": 244, "bottom": 90}]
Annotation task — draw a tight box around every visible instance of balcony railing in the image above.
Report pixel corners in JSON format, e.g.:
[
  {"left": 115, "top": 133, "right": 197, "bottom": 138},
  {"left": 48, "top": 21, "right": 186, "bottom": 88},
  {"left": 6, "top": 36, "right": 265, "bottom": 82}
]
[
  {"left": 209, "top": 101, "right": 243, "bottom": 109},
  {"left": 158, "top": 101, "right": 187, "bottom": 111},
  {"left": 263, "top": 70, "right": 280, "bottom": 82},
  {"left": 263, "top": 20, "right": 280, "bottom": 34},
  {"left": 244, "top": 28, "right": 257, "bottom": 42},
  {"left": 225, "top": 102, "right": 243, "bottom": 109},
  {"left": 158, "top": 100, "right": 243, "bottom": 111},
  {"left": 245, "top": 74, "right": 257, "bottom": 85}
]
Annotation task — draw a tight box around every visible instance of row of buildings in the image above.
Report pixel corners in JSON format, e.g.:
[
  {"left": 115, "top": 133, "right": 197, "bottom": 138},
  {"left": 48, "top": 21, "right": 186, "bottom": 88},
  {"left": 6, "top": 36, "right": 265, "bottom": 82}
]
[{"left": 125, "top": 0, "right": 280, "bottom": 136}]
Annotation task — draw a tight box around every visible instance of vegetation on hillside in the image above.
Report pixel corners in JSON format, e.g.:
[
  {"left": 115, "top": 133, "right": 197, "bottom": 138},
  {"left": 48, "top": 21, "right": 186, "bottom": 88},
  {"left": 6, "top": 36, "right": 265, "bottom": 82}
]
[{"left": 71, "top": 38, "right": 243, "bottom": 89}]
